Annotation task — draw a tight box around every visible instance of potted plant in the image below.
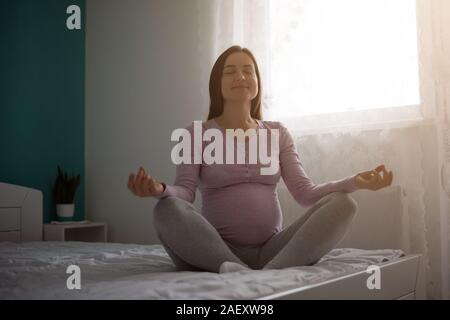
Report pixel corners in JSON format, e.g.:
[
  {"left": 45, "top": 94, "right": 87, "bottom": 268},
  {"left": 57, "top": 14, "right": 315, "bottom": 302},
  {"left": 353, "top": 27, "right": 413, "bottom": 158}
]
[{"left": 53, "top": 165, "right": 80, "bottom": 220}]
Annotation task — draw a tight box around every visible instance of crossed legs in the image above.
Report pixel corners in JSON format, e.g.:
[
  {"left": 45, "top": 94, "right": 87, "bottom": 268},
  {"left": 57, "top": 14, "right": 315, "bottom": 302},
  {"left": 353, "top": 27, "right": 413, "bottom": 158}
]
[{"left": 153, "top": 192, "right": 357, "bottom": 273}]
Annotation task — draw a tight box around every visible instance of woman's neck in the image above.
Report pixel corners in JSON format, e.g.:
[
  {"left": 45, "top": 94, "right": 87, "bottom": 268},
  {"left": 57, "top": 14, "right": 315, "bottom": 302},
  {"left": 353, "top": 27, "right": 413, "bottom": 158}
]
[{"left": 216, "top": 102, "right": 257, "bottom": 130}]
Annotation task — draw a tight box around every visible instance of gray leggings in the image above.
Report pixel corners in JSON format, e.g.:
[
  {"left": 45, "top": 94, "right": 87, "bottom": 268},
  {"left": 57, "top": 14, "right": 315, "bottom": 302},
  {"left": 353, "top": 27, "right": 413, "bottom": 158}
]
[{"left": 153, "top": 192, "right": 358, "bottom": 273}]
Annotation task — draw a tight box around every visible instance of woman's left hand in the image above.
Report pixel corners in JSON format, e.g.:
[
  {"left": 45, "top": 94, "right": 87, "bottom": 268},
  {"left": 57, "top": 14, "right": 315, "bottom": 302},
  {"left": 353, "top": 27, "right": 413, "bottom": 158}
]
[{"left": 355, "top": 164, "right": 394, "bottom": 191}]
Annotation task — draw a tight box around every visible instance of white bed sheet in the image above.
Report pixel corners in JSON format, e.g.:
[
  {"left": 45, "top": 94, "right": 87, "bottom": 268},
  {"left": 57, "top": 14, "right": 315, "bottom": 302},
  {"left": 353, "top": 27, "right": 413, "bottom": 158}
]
[{"left": 0, "top": 241, "right": 404, "bottom": 299}]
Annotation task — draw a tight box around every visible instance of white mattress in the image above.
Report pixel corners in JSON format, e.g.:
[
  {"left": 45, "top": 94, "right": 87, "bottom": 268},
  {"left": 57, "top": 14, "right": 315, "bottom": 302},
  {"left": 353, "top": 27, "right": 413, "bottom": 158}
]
[{"left": 0, "top": 241, "right": 404, "bottom": 299}]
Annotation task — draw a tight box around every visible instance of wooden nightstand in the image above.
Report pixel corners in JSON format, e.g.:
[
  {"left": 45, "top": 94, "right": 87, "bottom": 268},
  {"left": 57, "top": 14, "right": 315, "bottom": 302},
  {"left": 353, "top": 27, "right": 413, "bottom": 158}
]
[{"left": 44, "top": 222, "right": 107, "bottom": 242}]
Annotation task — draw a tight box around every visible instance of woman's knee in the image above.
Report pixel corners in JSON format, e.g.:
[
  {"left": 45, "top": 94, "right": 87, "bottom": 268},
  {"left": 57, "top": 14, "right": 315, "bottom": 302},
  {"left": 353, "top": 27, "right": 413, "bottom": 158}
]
[
  {"left": 328, "top": 192, "right": 358, "bottom": 217},
  {"left": 153, "top": 196, "right": 194, "bottom": 228},
  {"left": 154, "top": 197, "right": 182, "bottom": 226}
]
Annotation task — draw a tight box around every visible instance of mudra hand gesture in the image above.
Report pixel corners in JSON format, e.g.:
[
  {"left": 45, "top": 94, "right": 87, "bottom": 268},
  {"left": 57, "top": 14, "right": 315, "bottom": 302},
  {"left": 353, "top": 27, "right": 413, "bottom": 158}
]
[
  {"left": 128, "top": 166, "right": 164, "bottom": 197},
  {"left": 355, "top": 164, "right": 394, "bottom": 191}
]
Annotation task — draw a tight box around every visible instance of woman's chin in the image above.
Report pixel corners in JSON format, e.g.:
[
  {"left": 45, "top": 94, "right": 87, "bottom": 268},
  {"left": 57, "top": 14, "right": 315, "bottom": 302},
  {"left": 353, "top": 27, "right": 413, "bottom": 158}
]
[{"left": 226, "top": 94, "right": 253, "bottom": 101}]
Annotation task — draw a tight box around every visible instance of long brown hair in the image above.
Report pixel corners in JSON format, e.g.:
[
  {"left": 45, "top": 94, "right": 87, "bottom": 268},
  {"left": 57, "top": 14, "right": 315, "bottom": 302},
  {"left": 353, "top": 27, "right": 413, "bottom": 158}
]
[{"left": 207, "top": 45, "right": 263, "bottom": 120}]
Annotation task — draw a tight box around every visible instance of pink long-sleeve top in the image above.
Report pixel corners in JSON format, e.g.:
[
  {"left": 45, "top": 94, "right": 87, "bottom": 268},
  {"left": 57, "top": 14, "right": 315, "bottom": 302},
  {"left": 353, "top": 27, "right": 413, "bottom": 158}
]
[{"left": 157, "top": 119, "right": 359, "bottom": 246}]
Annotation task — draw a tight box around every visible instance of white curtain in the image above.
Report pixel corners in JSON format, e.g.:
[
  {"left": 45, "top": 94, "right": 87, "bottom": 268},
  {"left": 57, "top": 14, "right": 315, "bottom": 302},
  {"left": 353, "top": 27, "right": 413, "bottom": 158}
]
[{"left": 195, "top": 0, "right": 450, "bottom": 299}]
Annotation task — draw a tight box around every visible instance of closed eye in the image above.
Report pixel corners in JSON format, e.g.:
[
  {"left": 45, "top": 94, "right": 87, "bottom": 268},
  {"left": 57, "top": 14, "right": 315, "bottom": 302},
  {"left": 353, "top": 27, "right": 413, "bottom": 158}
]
[{"left": 223, "top": 70, "right": 253, "bottom": 75}]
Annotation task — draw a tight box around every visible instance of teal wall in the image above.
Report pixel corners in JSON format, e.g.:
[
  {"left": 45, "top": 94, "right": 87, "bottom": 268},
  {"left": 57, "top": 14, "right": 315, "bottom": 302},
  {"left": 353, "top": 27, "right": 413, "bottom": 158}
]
[{"left": 0, "top": 0, "right": 85, "bottom": 222}]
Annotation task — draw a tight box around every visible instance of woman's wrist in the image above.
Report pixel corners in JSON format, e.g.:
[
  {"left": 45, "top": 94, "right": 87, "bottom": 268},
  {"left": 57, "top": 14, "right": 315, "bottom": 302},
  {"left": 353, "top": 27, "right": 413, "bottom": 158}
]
[
  {"left": 354, "top": 173, "right": 363, "bottom": 189},
  {"left": 152, "top": 182, "right": 166, "bottom": 198}
]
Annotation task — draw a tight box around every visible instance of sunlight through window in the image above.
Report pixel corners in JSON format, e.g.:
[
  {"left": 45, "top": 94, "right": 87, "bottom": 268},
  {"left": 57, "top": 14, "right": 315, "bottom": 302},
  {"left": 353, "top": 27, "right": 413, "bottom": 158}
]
[{"left": 266, "top": 0, "right": 420, "bottom": 119}]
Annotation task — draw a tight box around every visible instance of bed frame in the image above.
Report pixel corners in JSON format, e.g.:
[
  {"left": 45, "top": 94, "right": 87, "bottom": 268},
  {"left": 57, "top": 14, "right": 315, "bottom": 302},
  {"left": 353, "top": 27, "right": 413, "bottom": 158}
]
[{"left": 259, "top": 254, "right": 425, "bottom": 300}]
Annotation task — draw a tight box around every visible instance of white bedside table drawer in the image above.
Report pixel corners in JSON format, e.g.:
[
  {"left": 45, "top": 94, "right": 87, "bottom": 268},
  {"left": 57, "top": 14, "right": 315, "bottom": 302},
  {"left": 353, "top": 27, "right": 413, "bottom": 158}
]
[{"left": 0, "top": 208, "right": 20, "bottom": 231}]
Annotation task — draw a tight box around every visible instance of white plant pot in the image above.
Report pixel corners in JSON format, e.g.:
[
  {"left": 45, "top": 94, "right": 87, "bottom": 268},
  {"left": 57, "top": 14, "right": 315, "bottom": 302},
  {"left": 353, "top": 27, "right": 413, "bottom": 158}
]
[{"left": 56, "top": 204, "right": 75, "bottom": 218}]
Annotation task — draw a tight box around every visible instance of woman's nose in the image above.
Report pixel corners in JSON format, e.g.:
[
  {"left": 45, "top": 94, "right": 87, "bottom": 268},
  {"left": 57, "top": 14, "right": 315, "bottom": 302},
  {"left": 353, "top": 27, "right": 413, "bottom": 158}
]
[{"left": 234, "top": 71, "right": 246, "bottom": 80}]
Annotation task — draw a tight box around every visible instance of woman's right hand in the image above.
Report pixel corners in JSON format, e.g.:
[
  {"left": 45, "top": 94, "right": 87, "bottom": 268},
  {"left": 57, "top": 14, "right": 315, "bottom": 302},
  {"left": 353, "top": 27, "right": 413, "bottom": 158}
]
[{"left": 128, "top": 166, "right": 164, "bottom": 197}]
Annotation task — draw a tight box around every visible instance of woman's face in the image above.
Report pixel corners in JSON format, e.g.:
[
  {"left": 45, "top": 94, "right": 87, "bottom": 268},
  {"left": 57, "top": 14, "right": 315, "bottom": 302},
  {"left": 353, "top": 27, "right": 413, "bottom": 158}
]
[{"left": 221, "top": 52, "right": 258, "bottom": 104}]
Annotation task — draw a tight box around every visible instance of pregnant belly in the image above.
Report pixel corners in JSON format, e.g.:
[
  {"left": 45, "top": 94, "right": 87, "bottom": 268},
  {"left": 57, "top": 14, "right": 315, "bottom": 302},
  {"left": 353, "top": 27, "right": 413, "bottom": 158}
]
[{"left": 201, "top": 183, "right": 283, "bottom": 246}]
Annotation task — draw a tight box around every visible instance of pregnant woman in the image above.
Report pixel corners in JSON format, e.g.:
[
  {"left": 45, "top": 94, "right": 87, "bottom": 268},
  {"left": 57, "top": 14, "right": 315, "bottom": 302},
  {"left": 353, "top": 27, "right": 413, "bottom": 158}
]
[{"left": 128, "top": 45, "right": 393, "bottom": 273}]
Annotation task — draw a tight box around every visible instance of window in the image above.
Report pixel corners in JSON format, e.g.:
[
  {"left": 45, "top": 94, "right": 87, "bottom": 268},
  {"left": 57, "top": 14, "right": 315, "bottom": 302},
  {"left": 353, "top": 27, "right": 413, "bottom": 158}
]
[{"left": 265, "top": 0, "right": 421, "bottom": 121}]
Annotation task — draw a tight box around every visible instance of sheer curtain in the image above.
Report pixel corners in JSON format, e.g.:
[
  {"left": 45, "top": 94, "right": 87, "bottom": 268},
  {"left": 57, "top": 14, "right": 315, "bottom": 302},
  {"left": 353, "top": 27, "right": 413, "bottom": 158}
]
[
  {"left": 195, "top": 0, "right": 449, "bottom": 299},
  {"left": 416, "top": 0, "right": 450, "bottom": 299}
]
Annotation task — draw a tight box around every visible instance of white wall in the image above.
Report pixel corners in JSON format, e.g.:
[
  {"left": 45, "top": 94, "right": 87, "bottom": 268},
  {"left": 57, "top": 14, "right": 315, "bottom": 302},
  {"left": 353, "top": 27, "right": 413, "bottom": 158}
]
[{"left": 85, "top": 0, "right": 210, "bottom": 244}]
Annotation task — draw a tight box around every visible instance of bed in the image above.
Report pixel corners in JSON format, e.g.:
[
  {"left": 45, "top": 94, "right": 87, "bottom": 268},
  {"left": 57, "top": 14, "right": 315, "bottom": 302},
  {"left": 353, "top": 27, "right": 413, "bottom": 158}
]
[
  {"left": 0, "top": 182, "right": 425, "bottom": 300},
  {"left": 0, "top": 241, "right": 423, "bottom": 300}
]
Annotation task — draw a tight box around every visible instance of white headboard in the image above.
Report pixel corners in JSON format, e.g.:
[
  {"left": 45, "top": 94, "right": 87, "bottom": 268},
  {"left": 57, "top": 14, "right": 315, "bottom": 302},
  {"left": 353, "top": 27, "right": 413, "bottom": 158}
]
[
  {"left": 337, "top": 185, "right": 405, "bottom": 250},
  {"left": 279, "top": 185, "right": 405, "bottom": 251},
  {"left": 0, "top": 182, "right": 43, "bottom": 241}
]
